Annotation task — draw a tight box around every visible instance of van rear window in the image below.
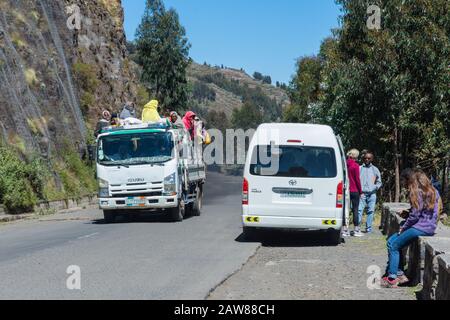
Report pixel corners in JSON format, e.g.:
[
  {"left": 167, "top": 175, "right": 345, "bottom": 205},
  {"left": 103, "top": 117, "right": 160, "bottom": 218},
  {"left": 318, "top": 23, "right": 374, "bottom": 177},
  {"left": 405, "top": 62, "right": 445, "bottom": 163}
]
[{"left": 249, "top": 146, "right": 337, "bottom": 178}]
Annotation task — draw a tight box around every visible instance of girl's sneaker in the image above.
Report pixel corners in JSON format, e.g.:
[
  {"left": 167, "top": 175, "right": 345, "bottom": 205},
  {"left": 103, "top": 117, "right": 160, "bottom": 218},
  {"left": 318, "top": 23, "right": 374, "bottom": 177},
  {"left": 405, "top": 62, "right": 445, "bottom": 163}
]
[
  {"left": 381, "top": 277, "right": 400, "bottom": 288},
  {"left": 342, "top": 229, "right": 351, "bottom": 237}
]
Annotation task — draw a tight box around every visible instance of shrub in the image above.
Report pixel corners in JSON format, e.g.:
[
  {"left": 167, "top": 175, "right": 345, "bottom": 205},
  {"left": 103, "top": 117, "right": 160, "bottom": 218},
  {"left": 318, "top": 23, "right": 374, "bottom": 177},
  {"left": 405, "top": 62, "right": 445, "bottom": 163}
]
[
  {"left": 56, "top": 142, "right": 97, "bottom": 200},
  {"left": 0, "top": 143, "right": 96, "bottom": 213},
  {"left": 80, "top": 92, "right": 95, "bottom": 117},
  {"left": 0, "top": 148, "right": 38, "bottom": 213},
  {"left": 24, "top": 68, "right": 38, "bottom": 86},
  {"left": 72, "top": 62, "right": 99, "bottom": 92}
]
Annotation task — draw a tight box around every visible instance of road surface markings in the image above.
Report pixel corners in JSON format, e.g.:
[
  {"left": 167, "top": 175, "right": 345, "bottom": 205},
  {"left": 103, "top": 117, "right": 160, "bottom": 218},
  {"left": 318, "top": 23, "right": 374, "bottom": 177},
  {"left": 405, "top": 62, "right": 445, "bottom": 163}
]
[{"left": 77, "top": 232, "right": 99, "bottom": 240}]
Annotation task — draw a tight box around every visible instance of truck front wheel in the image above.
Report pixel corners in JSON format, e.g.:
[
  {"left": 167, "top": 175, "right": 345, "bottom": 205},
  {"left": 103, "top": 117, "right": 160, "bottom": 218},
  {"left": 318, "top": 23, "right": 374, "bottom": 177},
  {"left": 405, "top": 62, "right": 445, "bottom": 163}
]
[
  {"left": 103, "top": 210, "right": 116, "bottom": 224},
  {"left": 191, "top": 186, "right": 203, "bottom": 217},
  {"left": 169, "top": 200, "right": 185, "bottom": 222}
]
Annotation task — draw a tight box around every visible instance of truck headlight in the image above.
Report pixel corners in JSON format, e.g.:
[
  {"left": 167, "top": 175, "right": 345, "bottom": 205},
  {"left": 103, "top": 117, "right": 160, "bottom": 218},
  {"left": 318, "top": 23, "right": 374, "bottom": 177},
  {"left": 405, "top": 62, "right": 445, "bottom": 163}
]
[
  {"left": 163, "top": 173, "right": 177, "bottom": 196},
  {"left": 98, "top": 178, "right": 109, "bottom": 198}
]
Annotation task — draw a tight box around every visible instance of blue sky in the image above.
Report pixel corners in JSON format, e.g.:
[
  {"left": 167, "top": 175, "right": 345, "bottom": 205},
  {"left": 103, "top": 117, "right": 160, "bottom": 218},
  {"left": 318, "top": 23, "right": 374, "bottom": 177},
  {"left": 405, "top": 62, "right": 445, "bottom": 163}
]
[{"left": 122, "top": 0, "right": 341, "bottom": 84}]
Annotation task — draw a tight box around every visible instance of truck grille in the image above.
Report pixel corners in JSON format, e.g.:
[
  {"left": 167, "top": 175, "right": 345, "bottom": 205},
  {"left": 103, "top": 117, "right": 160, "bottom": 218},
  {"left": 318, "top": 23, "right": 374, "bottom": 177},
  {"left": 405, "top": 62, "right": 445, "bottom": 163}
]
[{"left": 111, "top": 191, "right": 163, "bottom": 198}]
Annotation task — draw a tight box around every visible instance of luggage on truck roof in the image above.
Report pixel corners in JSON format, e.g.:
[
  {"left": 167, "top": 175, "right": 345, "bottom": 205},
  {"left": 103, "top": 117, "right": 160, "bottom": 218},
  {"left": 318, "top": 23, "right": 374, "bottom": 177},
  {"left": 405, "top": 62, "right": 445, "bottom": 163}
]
[{"left": 98, "top": 119, "right": 171, "bottom": 135}]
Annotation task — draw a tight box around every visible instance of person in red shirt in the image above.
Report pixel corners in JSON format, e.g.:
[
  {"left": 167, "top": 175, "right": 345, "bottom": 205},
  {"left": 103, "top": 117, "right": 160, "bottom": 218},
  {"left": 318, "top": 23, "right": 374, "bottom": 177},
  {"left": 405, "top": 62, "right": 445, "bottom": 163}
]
[{"left": 346, "top": 149, "right": 363, "bottom": 237}]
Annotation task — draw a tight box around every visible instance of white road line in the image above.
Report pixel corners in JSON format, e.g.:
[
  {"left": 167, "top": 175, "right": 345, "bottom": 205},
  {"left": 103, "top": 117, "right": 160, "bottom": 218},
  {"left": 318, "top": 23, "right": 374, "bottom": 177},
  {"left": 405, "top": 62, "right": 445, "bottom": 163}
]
[{"left": 77, "top": 232, "right": 99, "bottom": 240}]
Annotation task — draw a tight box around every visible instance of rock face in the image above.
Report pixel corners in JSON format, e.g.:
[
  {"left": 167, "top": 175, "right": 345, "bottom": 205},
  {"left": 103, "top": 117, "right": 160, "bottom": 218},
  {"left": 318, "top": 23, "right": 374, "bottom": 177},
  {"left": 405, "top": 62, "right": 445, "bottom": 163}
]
[{"left": 0, "top": 0, "right": 138, "bottom": 156}]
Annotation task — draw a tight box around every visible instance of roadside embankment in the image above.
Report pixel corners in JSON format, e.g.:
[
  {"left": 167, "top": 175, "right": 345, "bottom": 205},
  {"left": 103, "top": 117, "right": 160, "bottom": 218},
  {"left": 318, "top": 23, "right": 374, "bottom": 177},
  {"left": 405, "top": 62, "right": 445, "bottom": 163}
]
[
  {"left": 382, "top": 203, "right": 450, "bottom": 300},
  {"left": 0, "top": 194, "right": 97, "bottom": 223}
]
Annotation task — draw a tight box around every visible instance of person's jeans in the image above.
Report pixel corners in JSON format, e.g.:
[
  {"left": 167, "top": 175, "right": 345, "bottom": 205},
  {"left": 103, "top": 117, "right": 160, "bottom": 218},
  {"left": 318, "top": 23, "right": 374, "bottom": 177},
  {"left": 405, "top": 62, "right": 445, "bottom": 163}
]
[
  {"left": 386, "top": 228, "right": 430, "bottom": 279},
  {"left": 358, "top": 193, "right": 377, "bottom": 230},
  {"left": 350, "top": 192, "right": 361, "bottom": 227}
]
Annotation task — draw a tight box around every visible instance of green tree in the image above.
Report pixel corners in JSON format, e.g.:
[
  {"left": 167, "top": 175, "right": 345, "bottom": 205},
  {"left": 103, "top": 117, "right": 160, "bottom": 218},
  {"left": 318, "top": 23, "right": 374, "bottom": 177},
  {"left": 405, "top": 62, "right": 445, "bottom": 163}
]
[
  {"left": 283, "top": 56, "right": 323, "bottom": 123},
  {"left": 262, "top": 75, "right": 272, "bottom": 85},
  {"left": 205, "top": 110, "right": 230, "bottom": 133},
  {"left": 231, "top": 103, "right": 263, "bottom": 130},
  {"left": 135, "top": 0, "right": 191, "bottom": 112},
  {"left": 316, "top": 0, "right": 450, "bottom": 201},
  {"left": 253, "top": 72, "right": 263, "bottom": 81}
]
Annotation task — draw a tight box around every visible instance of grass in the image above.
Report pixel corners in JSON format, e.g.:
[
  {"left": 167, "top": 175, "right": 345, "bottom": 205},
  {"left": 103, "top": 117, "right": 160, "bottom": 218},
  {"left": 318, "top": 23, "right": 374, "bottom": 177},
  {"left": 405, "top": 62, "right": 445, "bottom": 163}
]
[
  {"left": 12, "top": 10, "right": 26, "bottom": 24},
  {"left": 72, "top": 62, "right": 98, "bottom": 119},
  {"left": 7, "top": 133, "right": 26, "bottom": 154},
  {"left": 80, "top": 92, "right": 95, "bottom": 117},
  {"left": 24, "top": 68, "right": 38, "bottom": 86},
  {"left": 36, "top": 207, "right": 57, "bottom": 216},
  {"left": 26, "top": 117, "right": 46, "bottom": 136},
  {"left": 30, "top": 10, "right": 40, "bottom": 23},
  {"left": 11, "top": 34, "right": 26, "bottom": 48},
  {"left": 98, "top": 0, "right": 122, "bottom": 27}
]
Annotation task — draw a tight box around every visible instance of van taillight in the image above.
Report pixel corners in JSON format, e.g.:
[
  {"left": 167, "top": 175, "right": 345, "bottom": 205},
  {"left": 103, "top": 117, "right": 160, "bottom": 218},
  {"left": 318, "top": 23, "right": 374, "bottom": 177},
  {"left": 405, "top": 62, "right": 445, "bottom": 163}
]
[
  {"left": 336, "top": 181, "right": 343, "bottom": 208},
  {"left": 242, "top": 178, "right": 249, "bottom": 205}
]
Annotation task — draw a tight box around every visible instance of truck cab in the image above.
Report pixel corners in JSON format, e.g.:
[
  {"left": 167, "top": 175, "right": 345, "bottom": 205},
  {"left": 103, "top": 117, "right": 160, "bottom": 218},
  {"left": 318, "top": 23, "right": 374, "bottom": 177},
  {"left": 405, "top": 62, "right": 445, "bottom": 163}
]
[{"left": 96, "top": 122, "right": 205, "bottom": 223}]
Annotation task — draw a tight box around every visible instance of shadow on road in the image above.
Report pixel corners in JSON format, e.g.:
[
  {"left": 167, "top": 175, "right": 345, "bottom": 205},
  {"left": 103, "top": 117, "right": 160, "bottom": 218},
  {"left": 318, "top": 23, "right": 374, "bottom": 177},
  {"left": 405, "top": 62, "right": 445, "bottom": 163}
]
[
  {"left": 235, "top": 229, "right": 344, "bottom": 248},
  {"left": 91, "top": 211, "right": 197, "bottom": 225}
]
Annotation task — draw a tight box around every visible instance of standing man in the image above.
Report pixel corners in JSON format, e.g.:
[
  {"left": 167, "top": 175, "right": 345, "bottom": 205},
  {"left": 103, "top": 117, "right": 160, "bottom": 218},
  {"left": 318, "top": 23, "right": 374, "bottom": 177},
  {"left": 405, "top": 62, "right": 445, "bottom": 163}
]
[
  {"left": 358, "top": 152, "right": 382, "bottom": 233},
  {"left": 346, "top": 149, "right": 363, "bottom": 237}
]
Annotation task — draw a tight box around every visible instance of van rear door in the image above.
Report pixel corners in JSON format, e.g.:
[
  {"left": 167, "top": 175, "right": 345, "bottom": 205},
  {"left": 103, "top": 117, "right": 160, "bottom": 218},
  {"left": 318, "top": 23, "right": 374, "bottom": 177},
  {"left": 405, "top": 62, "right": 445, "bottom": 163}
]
[
  {"left": 247, "top": 145, "right": 340, "bottom": 219},
  {"left": 336, "top": 136, "right": 350, "bottom": 222}
]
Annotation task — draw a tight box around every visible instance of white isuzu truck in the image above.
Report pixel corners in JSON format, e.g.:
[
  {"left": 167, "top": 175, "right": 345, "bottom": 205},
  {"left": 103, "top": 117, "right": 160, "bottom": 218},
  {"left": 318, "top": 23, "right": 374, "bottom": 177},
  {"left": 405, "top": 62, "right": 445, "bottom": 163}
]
[{"left": 96, "top": 122, "right": 206, "bottom": 223}]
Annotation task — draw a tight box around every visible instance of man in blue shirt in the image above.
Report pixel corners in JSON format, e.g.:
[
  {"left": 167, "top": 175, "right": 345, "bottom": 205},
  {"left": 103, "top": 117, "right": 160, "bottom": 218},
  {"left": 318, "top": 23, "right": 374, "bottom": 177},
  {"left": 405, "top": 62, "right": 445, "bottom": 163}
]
[{"left": 358, "top": 152, "right": 382, "bottom": 233}]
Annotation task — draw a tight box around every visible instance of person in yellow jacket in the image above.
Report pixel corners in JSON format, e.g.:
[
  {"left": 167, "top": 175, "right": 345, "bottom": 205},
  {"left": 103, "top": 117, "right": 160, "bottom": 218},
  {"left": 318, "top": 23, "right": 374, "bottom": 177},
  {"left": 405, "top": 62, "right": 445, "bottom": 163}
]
[{"left": 141, "top": 100, "right": 162, "bottom": 123}]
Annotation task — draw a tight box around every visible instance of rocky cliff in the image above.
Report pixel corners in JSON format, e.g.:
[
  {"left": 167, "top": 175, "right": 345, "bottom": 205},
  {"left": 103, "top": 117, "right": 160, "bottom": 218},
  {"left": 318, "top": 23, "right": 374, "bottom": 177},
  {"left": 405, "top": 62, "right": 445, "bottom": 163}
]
[{"left": 0, "top": 0, "right": 139, "bottom": 157}]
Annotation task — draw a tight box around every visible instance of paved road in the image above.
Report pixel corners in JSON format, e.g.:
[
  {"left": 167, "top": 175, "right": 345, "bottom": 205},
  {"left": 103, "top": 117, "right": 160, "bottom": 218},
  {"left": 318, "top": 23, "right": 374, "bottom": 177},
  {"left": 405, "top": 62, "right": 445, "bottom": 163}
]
[{"left": 0, "top": 172, "right": 259, "bottom": 300}]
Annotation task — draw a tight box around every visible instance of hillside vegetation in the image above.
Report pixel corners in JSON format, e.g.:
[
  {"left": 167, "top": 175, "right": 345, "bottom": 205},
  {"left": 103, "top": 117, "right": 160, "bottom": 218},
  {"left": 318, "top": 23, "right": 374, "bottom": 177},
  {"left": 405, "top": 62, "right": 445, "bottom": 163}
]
[
  {"left": 0, "top": 0, "right": 139, "bottom": 213},
  {"left": 187, "top": 62, "right": 290, "bottom": 129}
]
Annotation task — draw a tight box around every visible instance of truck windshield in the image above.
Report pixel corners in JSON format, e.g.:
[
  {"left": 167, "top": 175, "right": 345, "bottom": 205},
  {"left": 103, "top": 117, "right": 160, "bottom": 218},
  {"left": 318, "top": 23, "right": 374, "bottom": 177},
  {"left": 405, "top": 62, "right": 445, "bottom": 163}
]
[{"left": 97, "top": 132, "right": 174, "bottom": 166}]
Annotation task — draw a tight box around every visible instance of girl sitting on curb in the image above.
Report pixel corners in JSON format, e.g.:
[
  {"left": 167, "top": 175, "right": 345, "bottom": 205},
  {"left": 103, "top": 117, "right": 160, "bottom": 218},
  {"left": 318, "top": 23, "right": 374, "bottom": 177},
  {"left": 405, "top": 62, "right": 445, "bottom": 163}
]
[{"left": 382, "top": 169, "right": 440, "bottom": 288}]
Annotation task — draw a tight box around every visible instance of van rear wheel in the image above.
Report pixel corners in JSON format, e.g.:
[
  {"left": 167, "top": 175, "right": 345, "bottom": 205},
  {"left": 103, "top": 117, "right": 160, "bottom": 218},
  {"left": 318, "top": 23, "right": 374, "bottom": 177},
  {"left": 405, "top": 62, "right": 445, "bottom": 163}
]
[
  {"left": 328, "top": 228, "right": 342, "bottom": 246},
  {"left": 243, "top": 227, "right": 258, "bottom": 240}
]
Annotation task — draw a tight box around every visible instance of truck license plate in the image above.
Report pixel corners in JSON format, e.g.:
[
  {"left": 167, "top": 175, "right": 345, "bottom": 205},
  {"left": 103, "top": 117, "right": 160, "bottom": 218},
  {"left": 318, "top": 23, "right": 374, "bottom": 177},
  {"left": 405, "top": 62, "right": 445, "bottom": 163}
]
[{"left": 126, "top": 197, "right": 146, "bottom": 207}]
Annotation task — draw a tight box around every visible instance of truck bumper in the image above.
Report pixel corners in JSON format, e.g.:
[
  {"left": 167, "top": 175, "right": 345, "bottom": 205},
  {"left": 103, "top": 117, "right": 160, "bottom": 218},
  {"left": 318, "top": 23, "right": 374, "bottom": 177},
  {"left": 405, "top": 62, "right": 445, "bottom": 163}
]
[{"left": 99, "top": 196, "right": 178, "bottom": 211}]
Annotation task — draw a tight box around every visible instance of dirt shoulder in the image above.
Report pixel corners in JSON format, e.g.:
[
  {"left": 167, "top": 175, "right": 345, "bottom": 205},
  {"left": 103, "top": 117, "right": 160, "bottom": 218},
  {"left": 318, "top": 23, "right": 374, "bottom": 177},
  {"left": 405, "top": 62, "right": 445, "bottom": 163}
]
[{"left": 208, "top": 228, "right": 417, "bottom": 300}]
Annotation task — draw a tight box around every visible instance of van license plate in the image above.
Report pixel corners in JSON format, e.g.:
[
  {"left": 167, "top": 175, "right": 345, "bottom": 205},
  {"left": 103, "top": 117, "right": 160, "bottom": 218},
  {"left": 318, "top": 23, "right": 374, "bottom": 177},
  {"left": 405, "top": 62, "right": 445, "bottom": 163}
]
[
  {"left": 126, "top": 197, "right": 146, "bottom": 207},
  {"left": 281, "top": 193, "right": 306, "bottom": 199}
]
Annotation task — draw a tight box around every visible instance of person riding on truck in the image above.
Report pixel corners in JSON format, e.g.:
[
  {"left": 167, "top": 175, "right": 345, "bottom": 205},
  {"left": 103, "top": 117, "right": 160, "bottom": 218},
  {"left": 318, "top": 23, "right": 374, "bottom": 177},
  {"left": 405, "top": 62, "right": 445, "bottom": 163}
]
[
  {"left": 183, "top": 111, "right": 196, "bottom": 140},
  {"left": 95, "top": 110, "right": 111, "bottom": 137},
  {"left": 120, "top": 101, "right": 136, "bottom": 120},
  {"left": 168, "top": 111, "right": 183, "bottom": 128},
  {"left": 142, "top": 100, "right": 161, "bottom": 123}
]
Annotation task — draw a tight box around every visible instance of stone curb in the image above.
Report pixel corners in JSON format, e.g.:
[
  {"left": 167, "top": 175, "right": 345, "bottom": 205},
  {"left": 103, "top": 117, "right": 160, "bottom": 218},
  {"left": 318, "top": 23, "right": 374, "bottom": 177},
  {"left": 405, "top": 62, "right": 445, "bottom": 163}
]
[{"left": 0, "top": 195, "right": 97, "bottom": 223}]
